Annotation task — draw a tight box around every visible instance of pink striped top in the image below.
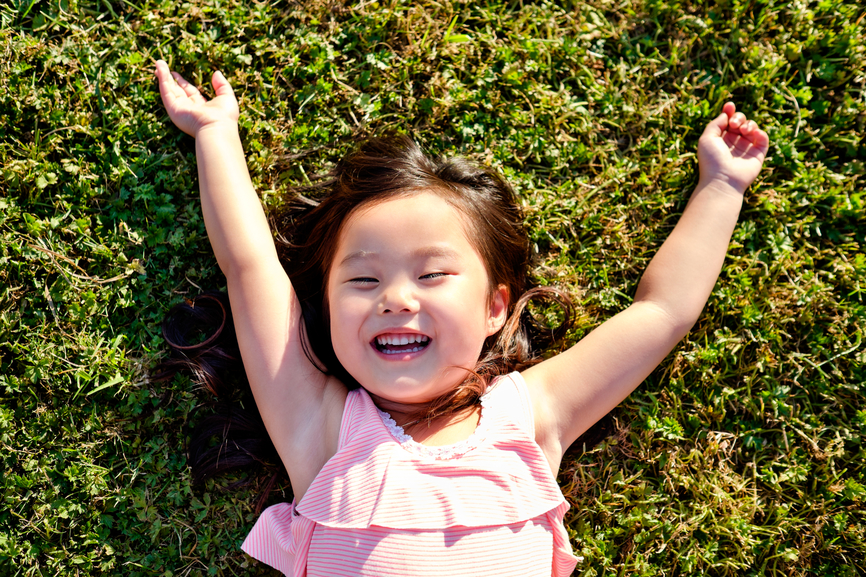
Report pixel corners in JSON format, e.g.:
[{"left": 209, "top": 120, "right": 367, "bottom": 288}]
[{"left": 242, "top": 372, "right": 578, "bottom": 576}]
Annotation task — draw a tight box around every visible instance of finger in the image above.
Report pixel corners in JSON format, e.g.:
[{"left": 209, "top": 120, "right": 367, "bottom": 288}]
[
  {"left": 172, "top": 72, "right": 206, "bottom": 104},
  {"left": 156, "top": 63, "right": 191, "bottom": 103},
  {"left": 739, "top": 119, "right": 756, "bottom": 136},
  {"left": 750, "top": 128, "right": 770, "bottom": 154},
  {"left": 172, "top": 72, "right": 208, "bottom": 105},
  {"left": 728, "top": 112, "right": 747, "bottom": 131},
  {"left": 722, "top": 101, "right": 736, "bottom": 119},
  {"left": 155, "top": 60, "right": 178, "bottom": 93},
  {"left": 163, "top": 75, "right": 189, "bottom": 103},
  {"left": 211, "top": 70, "right": 236, "bottom": 99},
  {"left": 734, "top": 126, "right": 770, "bottom": 160},
  {"left": 155, "top": 59, "right": 170, "bottom": 79},
  {"left": 155, "top": 61, "right": 185, "bottom": 108}
]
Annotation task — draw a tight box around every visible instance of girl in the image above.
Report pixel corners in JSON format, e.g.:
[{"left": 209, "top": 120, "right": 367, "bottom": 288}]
[{"left": 155, "top": 60, "right": 769, "bottom": 576}]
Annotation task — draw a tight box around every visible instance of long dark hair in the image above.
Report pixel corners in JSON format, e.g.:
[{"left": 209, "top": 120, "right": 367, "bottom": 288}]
[{"left": 156, "top": 133, "right": 573, "bottom": 507}]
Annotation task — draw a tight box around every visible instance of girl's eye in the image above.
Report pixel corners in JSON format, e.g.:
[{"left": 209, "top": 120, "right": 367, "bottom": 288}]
[
  {"left": 420, "top": 272, "right": 447, "bottom": 280},
  {"left": 349, "top": 277, "right": 378, "bottom": 285}
]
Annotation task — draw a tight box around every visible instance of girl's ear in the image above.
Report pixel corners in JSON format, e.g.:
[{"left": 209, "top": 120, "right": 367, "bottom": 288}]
[{"left": 486, "top": 285, "right": 509, "bottom": 336}]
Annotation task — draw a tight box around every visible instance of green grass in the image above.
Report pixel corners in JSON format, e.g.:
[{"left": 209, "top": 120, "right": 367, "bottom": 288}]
[{"left": 2, "top": 0, "right": 864, "bottom": 575}]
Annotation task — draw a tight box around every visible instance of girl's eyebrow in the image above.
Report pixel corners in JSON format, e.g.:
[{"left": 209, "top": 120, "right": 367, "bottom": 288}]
[
  {"left": 339, "top": 246, "right": 461, "bottom": 266},
  {"left": 340, "top": 250, "right": 376, "bottom": 266}
]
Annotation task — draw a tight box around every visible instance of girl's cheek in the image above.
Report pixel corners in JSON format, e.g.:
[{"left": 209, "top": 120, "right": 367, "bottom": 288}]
[{"left": 338, "top": 293, "right": 372, "bottom": 314}]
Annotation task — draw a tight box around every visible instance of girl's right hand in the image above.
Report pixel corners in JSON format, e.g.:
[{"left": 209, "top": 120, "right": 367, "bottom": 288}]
[
  {"left": 155, "top": 60, "right": 239, "bottom": 137},
  {"left": 696, "top": 102, "right": 769, "bottom": 195}
]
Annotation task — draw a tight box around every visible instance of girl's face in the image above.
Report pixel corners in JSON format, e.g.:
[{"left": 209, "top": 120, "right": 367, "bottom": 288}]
[{"left": 327, "top": 191, "right": 508, "bottom": 405}]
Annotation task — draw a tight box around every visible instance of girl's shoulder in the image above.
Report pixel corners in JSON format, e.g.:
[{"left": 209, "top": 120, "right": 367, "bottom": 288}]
[
  {"left": 283, "top": 375, "right": 348, "bottom": 503},
  {"left": 515, "top": 367, "right": 565, "bottom": 473}
]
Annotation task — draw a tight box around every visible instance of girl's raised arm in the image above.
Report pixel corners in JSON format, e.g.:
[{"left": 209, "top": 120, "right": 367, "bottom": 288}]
[
  {"left": 155, "top": 61, "right": 346, "bottom": 499},
  {"left": 524, "top": 103, "right": 770, "bottom": 471}
]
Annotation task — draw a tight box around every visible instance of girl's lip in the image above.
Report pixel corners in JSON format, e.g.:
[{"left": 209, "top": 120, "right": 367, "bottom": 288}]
[{"left": 370, "top": 342, "right": 429, "bottom": 361}]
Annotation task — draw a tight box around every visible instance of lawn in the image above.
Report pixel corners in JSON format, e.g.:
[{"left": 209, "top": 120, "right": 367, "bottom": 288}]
[{"left": 1, "top": 0, "right": 864, "bottom": 575}]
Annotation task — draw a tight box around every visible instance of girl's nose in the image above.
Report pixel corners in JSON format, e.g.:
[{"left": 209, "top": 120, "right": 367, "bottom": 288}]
[{"left": 380, "top": 280, "right": 419, "bottom": 314}]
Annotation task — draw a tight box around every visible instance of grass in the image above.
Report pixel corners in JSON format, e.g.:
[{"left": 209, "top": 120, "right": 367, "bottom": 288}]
[{"left": 1, "top": 0, "right": 864, "bottom": 575}]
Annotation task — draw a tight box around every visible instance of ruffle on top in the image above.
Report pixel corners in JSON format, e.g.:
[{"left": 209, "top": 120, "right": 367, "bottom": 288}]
[
  {"left": 243, "top": 373, "right": 579, "bottom": 577},
  {"left": 242, "top": 502, "right": 312, "bottom": 576}
]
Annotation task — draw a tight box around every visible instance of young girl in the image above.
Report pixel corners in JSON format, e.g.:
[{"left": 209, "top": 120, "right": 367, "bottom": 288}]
[{"left": 155, "top": 60, "right": 769, "bottom": 576}]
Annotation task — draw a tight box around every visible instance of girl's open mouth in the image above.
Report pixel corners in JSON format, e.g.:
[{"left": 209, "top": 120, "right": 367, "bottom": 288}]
[{"left": 373, "top": 334, "right": 431, "bottom": 355}]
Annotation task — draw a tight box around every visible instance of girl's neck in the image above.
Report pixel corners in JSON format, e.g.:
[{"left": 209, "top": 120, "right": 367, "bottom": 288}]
[{"left": 370, "top": 394, "right": 482, "bottom": 446}]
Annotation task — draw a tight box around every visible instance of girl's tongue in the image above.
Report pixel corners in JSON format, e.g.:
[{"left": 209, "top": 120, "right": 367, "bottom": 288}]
[{"left": 374, "top": 334, "right": 430, "bottom": 355}]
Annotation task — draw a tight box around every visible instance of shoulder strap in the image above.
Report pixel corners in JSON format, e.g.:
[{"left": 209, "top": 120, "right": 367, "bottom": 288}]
[
  {"left": 509, "top": 371, "right": 536, "bottom": 436},
  {"left": 337, "top": 388, "right": 362, "bottom": 450},
  {"left": 486, "top": 372, "right": 535, "bottom": 436}
]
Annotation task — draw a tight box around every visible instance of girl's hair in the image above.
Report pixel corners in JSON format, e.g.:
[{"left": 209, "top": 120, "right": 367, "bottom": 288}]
[{"left": 156, "top": 133, "right": 573, "bottom": 507}]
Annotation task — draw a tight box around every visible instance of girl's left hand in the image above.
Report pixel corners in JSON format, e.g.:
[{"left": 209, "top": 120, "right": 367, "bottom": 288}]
[
  {"left": 697, "top": 102, "right": 770, "bottom": 194},
  {"left": 155, "top": 60, "right": 239, "bottom": 137}
]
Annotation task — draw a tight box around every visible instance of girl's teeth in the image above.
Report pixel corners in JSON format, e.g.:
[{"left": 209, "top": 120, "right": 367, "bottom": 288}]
[
  {"left": 376, "top": 334, "right": 429, "bottom": 345},
  {"left": 382, "top": 346, "right": 423, "bottom": 354},
  {"left": 374, "top": 334, "right": 430, "bottom": 354}
]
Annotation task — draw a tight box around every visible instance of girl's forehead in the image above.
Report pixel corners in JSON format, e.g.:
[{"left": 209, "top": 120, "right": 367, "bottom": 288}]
[
  {"left": 348, "top": 189, "right": 458, "bottom": 220},
  {"left": 336, "top": 191, "right": 473, "bottom": 252}
]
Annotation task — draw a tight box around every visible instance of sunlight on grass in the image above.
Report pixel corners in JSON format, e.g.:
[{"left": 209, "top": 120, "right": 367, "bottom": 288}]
[{"left": 1, "top": 0, "right": 864, "bottom": 574}]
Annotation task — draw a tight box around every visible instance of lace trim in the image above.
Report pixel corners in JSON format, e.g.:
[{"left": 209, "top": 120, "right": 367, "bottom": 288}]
[{"left": 376, "top": 393, "right": 492, "bottom": 460}]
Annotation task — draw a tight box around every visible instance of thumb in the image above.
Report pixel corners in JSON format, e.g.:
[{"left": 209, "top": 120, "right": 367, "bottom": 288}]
[
  {"left": 702, "top": 111, "right": 730, "bottom": 139},
  {"left": 702, "top": 101, "right": 736, "bottom": 139},
  {"left": 211, "top": 70, "right": 235, "bottom": 99}
]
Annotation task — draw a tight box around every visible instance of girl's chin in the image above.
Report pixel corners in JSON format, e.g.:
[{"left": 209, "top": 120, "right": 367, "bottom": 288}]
[
  {"left": 361, "top": 371, "right": 467, "bottom": 405},
  {"left": 368, "top": 391, "right": 435, "bottom": 411}
]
